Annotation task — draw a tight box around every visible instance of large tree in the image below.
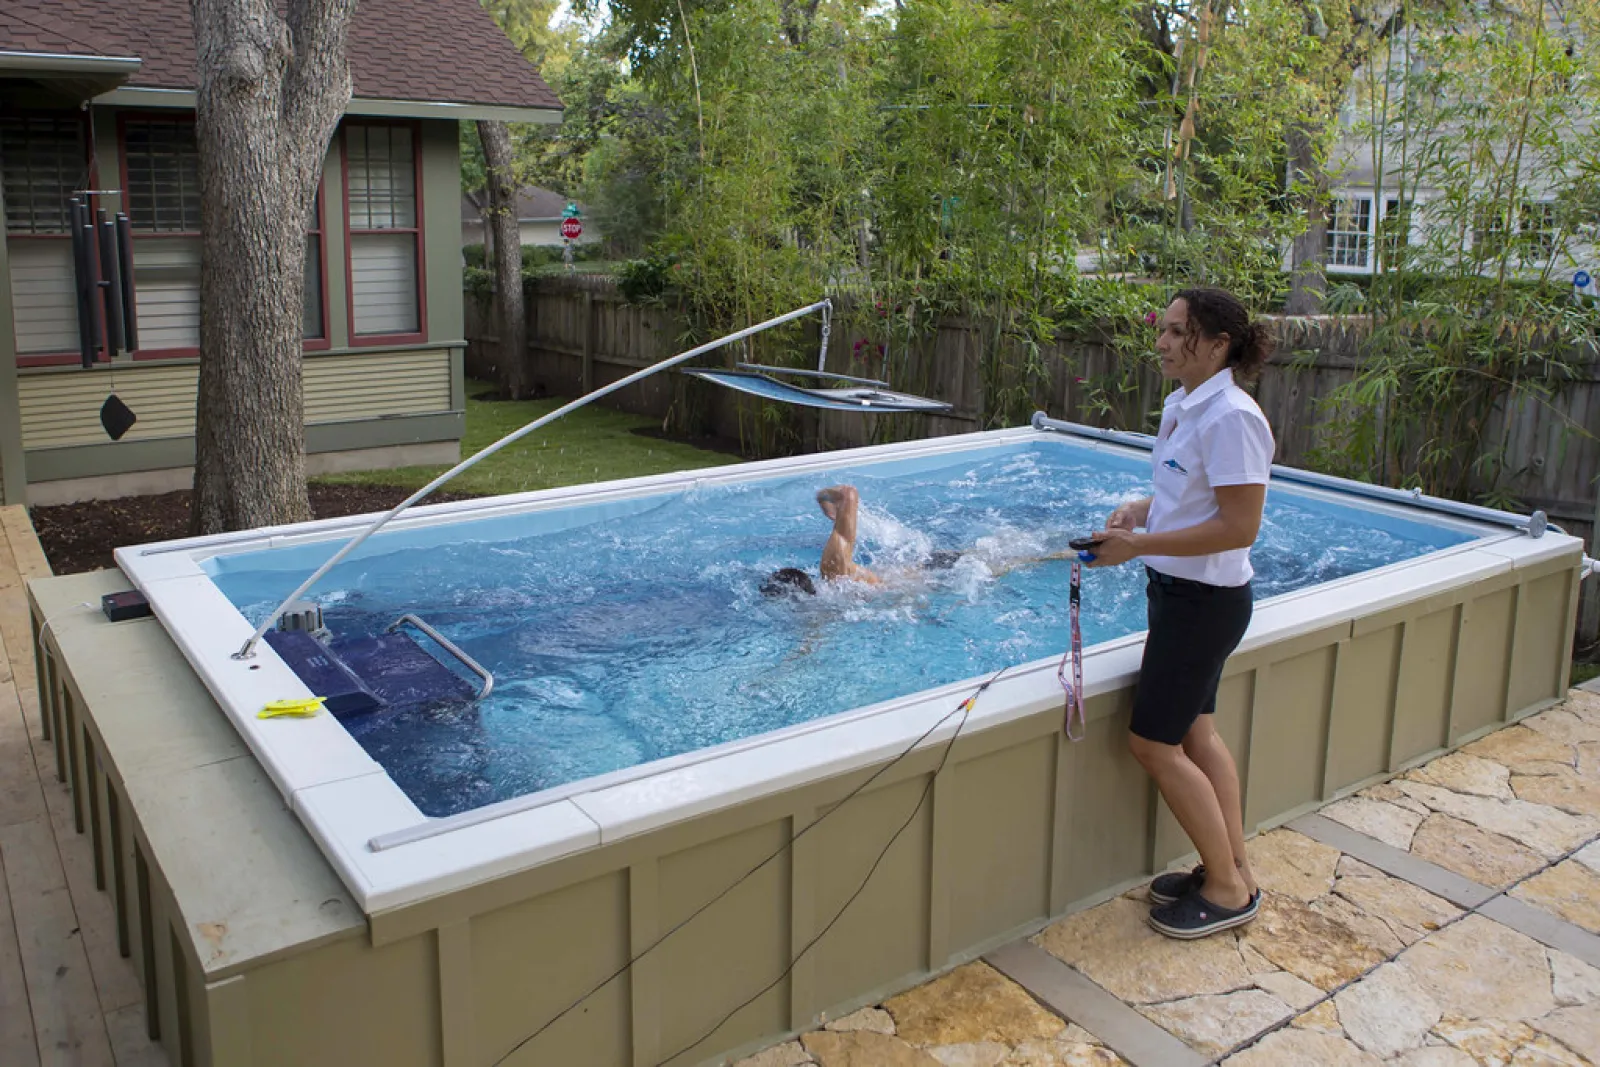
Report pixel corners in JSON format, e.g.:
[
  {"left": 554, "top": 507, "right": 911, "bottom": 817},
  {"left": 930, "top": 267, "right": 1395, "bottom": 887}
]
[{"left": 188, "top": 0, "right": 356, "bottom": 534}]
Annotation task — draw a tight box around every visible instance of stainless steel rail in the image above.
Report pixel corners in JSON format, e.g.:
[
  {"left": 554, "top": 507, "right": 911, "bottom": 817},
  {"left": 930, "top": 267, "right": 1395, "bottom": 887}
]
[
  {"left": 387, "top": 614, "right": 494, "bottom": 700},
  {"left": 1031, "top": 412, "right": 1552, "bottom": 538},
  {"left": 233, "top": 299, "right": 834, "bottom": 659}
]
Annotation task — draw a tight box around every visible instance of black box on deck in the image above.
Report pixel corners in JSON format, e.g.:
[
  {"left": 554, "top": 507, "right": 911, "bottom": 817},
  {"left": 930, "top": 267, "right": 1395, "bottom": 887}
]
[{"left": 102, "top": 590, "right": 152, "bottom": 622}]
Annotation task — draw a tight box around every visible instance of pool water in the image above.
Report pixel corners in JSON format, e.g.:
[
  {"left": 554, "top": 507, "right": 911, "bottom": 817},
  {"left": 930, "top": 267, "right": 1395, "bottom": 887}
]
[{"left": 208, "top": 442, "right": 1475, "bottom": 817}]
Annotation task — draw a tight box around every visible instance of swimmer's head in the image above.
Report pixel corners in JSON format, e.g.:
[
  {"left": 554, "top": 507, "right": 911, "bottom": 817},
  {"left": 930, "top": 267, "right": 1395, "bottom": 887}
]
[{"left": 761, "top": 567, "right": 817, "bottom": 597}]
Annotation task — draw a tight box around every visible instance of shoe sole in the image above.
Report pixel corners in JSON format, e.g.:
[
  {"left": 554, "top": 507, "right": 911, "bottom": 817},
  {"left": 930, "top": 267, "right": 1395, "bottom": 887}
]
[{"left": 1147, "top": 904, "right": 1259, "bottom": 940}]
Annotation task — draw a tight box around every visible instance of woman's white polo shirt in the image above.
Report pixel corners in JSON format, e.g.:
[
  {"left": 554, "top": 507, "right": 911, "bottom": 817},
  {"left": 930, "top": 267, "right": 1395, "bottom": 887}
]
[{"left": 1142, "top": 368, "right": 1274, "bottom": 587}]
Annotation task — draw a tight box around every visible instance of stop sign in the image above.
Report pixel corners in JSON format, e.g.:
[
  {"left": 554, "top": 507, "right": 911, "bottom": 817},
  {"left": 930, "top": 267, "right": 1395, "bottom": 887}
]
[{"left": 560, "top": 217, "right": 583, "bottom": 240}]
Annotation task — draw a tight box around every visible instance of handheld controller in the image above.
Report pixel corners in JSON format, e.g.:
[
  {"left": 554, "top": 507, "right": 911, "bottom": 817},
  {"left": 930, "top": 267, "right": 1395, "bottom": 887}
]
[{"left": 1068, "top": 535, "right": 1104, "bottom": 562}]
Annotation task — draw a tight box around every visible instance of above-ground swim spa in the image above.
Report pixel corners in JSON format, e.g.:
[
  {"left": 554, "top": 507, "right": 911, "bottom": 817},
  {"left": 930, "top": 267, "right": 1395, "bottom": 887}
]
[{"left": 34, "top": 417, "right": 1585, "bottom": 1066}]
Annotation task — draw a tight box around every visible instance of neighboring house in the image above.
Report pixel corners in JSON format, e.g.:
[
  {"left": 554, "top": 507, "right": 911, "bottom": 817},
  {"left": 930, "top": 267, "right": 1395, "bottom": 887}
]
[
  {"left": 1316, "top": 85, "right": 1596, "bottom": 290},
  {"left": 461, "top": 186, "right": 601, "bottom": 249},
  {"left": 0, "top": 0, "right": 561, "bottom": 506}
]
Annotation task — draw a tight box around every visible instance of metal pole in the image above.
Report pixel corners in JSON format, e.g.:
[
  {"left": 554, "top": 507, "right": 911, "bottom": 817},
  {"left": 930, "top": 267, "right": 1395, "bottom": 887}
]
[
  {"left": 116, "top": 214, "right": 139, "bottom": 351},
  {"left": 97, "top": 210, "right": 125, "bottom": 354},
  {"left": 69, "top": 199, "right": 95, "bottom": 368},
  {"left": 1029, "top": 412, "right": 1550, "bottom": 537},
  {"left": 235, "top": 299, "right": 834, "bottom": 659}
]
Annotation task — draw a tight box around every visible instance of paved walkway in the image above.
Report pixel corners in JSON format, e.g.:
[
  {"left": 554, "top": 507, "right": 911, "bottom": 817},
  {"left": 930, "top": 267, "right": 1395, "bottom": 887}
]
[
  {"left": 0, "top": 505, "right": 167, "bottom": 1067},
  {"left": 740, "top": 689, "right": 1600, "bottom": 1067}
]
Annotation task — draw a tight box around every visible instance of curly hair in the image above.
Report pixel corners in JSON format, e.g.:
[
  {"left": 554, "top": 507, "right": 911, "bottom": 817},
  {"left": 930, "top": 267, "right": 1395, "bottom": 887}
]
[{"left": 1172, "top": 287, "right": 1274, "bottom": 384}]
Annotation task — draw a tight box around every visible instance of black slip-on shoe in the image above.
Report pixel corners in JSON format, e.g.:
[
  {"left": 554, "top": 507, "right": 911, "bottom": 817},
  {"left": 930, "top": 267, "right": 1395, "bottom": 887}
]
[
  {"left": 1147, "top": 864, "right": 1205, "bottom": 907},
  {"left": 1147, "top": 889, "right": 1261, "bottom": 940}
]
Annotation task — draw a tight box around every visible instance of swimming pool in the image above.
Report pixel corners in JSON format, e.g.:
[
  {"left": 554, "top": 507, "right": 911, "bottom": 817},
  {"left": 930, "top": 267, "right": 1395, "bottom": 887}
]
[
  {"left": 205, "top": 439, "right": 1475, "bottom": 820},
  {"left": 114, "top": 421, "right": 1580, "bottom": 917}
]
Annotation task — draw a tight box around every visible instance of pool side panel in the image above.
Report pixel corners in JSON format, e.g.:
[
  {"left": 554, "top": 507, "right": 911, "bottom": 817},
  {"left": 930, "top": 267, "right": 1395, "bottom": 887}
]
[{"left": 32, "top": 545, "right": 1586, "bottom": 1065}]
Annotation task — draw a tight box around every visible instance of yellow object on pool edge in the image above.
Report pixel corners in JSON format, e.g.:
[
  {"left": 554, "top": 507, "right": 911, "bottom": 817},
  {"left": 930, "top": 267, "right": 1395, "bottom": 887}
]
[{"left": 258, "top": 696, "right": 327, "bottom": 719}]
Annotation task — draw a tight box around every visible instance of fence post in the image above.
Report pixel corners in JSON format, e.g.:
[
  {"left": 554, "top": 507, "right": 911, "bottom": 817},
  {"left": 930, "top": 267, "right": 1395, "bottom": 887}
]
[{"left": 582, "top": 288, "right": 595, "bottom": 396}]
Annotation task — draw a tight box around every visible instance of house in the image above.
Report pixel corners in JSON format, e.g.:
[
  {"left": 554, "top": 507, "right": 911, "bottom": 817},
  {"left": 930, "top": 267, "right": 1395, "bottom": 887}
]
[
  {"left": 462, "top": 185, "right": 601, "bottom": 249},
  {"left": 0, "top": 0, "right": 561, "bottom": 506},
  {"left": 1314, "top": 53, "right": 1597, "bottom": 293}
]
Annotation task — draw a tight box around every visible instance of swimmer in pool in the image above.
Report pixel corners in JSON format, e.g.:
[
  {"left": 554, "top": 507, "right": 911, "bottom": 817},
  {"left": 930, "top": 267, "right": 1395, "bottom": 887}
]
[{"left": 760, "top": 485, "right": 1026, "bottom": 597}]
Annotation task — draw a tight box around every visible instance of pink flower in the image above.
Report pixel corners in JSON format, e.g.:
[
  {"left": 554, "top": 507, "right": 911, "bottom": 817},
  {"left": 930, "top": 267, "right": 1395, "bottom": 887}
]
[{"left": 1144, "top": 310, "right": 1158, "bottom": 325}]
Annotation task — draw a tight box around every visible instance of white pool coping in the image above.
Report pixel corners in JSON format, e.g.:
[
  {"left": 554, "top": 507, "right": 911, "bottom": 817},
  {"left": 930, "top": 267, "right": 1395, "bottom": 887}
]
[{"left": 114, "top": 427, "right": 1582, "bottom": 913}]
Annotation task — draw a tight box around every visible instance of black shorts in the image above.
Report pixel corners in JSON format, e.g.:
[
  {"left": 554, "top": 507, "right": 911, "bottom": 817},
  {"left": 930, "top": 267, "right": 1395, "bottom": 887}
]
[{"left": 1130, "top": 566, "right": 1254, "bottom": 745}]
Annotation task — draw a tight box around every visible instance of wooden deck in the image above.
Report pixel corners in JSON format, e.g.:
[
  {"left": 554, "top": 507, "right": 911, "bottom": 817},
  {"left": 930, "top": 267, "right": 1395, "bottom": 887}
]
[{"left": 0, "top": 504, "right": 168, "bottom": 1067}]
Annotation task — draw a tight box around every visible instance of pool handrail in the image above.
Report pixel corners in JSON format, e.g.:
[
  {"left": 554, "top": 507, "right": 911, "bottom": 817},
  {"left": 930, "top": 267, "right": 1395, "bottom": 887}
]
[
  {"left": 1030, "top": 412, "right": 1552, "bottom": 539},
  {"left": 387, "top": 614, "right": 494, "bottom": 700},
  {"left": 233, "top": 299, "right": 835, "bottom": 660}
]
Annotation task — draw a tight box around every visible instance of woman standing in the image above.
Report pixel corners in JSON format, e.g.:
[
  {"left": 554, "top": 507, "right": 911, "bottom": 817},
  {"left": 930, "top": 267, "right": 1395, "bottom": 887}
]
[{"left": 1086, "top": 287, "right": 1275, "bottom": 940}]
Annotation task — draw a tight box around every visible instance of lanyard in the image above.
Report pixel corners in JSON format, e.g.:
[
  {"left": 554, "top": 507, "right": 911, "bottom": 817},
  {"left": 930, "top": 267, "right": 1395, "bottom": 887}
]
[{"left": 1056, "top": 561, "right": 1086, "bottom": 742}]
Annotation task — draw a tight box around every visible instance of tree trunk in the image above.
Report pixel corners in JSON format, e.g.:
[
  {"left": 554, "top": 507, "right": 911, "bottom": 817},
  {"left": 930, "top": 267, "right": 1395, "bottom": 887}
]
[
  {"left": 188, "top": 0, "right": 355, "bottom": 534},
  {"left": 1285, "top": 123, "right": 1328, "bottom": 316},
  {"left": 478, "top": 119, "right": 530, "bottom": 399}
]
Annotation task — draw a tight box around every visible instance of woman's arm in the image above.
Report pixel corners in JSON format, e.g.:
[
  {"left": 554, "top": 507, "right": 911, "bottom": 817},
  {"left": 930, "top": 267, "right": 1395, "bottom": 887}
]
[{"left": 1088, "top": 484, "right": 1265, "bottom": 567}]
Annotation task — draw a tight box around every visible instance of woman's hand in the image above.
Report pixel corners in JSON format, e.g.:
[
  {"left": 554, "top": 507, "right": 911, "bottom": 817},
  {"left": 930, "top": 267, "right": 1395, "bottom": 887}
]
[
  {"left": 1108, "top": 497, "right": 1151, "bottom": 532},
  {"left": 1085, "top": 528, "right": 1142, "bottom": 568}
]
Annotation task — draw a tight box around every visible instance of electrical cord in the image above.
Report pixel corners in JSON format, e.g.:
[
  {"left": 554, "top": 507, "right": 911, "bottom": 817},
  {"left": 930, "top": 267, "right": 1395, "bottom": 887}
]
[
  {"left": 491, "top": 665, "right": 1011, "bottom": 1067},
  {"left": 653, "top": 669, "right": 1002, "bottom": 1066}
]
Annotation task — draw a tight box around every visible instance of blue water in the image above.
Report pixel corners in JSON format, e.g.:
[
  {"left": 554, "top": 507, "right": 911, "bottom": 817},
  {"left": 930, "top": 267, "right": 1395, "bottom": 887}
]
[{"left": 207, "top": 440, "right": 1476, "bottom": 817}]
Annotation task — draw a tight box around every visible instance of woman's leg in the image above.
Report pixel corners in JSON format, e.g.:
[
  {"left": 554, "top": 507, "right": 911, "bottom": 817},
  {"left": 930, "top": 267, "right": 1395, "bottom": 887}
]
[
  {"left": 1129, "top": 734, "right": 1252, "bottom": 909},
  {"left": 1181, "top": 716, "right": 1256, "bottom": 895}
]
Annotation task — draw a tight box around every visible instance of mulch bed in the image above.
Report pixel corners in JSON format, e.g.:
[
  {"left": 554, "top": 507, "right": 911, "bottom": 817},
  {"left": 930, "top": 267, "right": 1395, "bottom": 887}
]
[{"left": 30, "top": 484, "right": 481, "bottom": 576}]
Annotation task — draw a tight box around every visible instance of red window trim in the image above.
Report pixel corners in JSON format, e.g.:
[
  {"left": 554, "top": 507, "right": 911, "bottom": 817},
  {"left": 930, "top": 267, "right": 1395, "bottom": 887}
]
[
  {"left": 341, "top": 118, "right": 428, "bottom": 348},
  {"left": 6, "top": 109, "right": 104, "bottom": 368},
  {"left": 303, "top": 188, "right": 332, "bottom": 351},
  {"left": 117, "top": 111, "right": 331, "bottom": 361}
]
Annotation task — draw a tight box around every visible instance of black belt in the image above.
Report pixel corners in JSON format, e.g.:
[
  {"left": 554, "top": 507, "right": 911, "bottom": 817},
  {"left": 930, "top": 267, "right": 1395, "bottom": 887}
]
[{"left": 1145, "top": 565, "right": 1211, "bottom": 588}]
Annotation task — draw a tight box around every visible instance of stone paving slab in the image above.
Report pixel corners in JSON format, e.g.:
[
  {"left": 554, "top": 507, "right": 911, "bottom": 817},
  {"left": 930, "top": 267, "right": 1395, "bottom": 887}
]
[{"left": 733, "top": 691, "right": 1600, "bottom": 1067}]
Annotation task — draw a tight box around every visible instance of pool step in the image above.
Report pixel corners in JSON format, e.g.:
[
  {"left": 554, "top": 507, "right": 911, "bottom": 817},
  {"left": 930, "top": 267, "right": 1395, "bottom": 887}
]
[{"left": 264, "top": 628, "right": 475, "bottom": 717}]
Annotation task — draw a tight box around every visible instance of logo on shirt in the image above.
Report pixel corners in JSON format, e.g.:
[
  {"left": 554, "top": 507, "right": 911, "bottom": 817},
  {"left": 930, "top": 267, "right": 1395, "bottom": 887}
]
[{"left": 1163, "top": 458, "right": 1189, "bottom": 476}]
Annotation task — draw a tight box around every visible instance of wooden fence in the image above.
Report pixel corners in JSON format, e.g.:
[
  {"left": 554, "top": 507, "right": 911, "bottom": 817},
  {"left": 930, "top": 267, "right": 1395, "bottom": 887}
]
[{"left": 466, "top": 275, "right": 1600, "bottom": 645}]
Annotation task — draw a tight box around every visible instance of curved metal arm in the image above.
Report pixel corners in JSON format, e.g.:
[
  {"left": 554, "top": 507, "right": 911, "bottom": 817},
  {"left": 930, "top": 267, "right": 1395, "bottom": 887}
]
[
  {"left": 233, "top": 299, "right": 833, "bottom": 660},
  {"left": 387, "top": 614, "right": 493, "bottom": 700}
]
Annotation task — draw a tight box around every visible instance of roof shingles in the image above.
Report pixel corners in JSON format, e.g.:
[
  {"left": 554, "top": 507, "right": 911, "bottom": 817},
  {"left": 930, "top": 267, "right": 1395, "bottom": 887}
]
[{"left": 0, "top": 0, "right": 559, "bottom": 111}]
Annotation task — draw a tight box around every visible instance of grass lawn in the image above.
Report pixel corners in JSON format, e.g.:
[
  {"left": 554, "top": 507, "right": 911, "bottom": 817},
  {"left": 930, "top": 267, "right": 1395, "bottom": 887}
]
[{"left": 313, "top": 381, "right": 740, "bottom": 497}]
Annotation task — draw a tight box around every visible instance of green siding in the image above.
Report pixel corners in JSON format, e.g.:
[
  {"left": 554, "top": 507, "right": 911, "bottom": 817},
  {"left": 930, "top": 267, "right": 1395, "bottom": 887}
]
[
  {"left": 1, "top": 106, "right": 470, "bottom": 495},
  {"left": 422, "top": 119, "right": 465, "bottom": 346}
]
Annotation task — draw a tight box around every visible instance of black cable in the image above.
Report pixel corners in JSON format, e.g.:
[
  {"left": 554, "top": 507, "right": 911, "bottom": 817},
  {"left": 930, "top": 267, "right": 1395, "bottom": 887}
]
[
  {"left": 653, "top": 667, "right": 1002, "bottom": 1067},
  {"left": 491, "top": 666, "right": 1009, "bottom": 1067}
]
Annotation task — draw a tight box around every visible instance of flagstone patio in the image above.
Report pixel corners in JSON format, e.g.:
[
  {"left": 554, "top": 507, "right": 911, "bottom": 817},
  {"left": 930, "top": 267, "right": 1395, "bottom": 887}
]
[{"left": 737, "top": 688, "right": 1600, "bottom": 1067}]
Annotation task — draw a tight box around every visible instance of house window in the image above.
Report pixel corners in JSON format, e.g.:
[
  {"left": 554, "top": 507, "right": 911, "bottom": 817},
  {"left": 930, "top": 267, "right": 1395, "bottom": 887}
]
[
  {"left": 1380, "top": 198, "right": 1412, "bottom": 260},
  {"left": 1326, "top": 196, "right": 1372, "bottom": 269},
  {"left": 1519, "top": 201, "right": 1556, "bottom": 260},
  {"left": 345, "top": 123, "right": 423, "bottom": 339},
  {"left": 123, "top": 116, "right": 327, "bottom": 353},
  {"left": 124, "top": 117, "right": 203, "bottom": 352},
  {"left": 2, "top": 115, "right": 88, "bottom": 361}
]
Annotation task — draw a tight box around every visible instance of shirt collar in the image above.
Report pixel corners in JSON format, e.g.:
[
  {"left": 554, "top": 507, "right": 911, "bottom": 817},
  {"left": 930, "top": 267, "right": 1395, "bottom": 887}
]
[{"left": 1172, "top": 367, "right": 1235, "bottom": 411}]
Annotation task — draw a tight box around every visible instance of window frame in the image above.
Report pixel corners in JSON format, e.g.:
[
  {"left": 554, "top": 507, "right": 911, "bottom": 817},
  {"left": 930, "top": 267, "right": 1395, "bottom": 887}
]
[
  {"left": 5, "top": 109, "right": 101, "bottom": 368},
  {"left": 1326, "top": 194, "right": 1373, "bottom": 272},
  {"left": 119, "top": 110, "right": 202, "bottom": 359},
  {"left": 1518, "top": 200, "right": 1557, "bottom": 262},
  {"left": 1379, "top": 196, "right": 1413, "bottom": 263},
  {"left": 118, "top": 111, "right": 330, "bottom": 360},
  {"left": 341, "top": 118, "right": 428, "bottom": 347},
  {"left": 303, "top": 188, "right": 331, "bottom": 351}
]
